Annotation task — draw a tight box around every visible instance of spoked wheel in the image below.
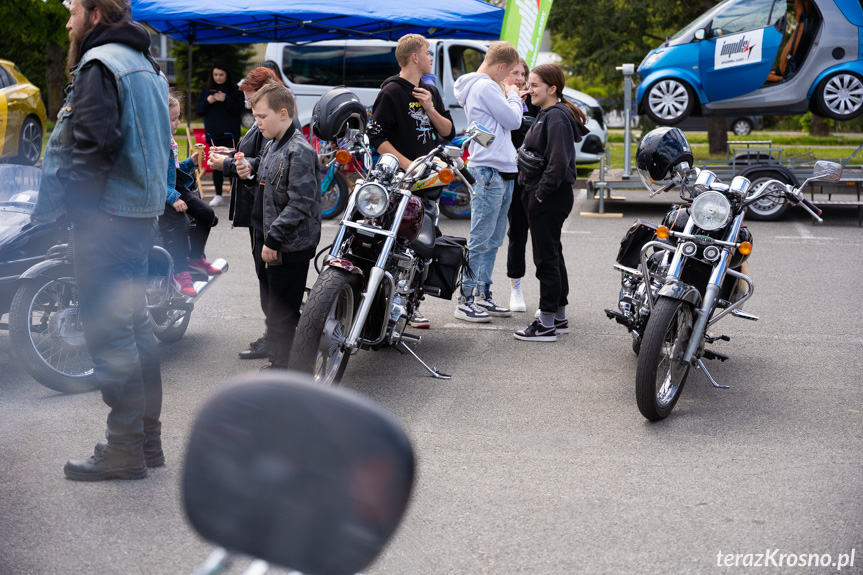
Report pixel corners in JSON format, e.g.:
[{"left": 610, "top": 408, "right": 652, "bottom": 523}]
[
  {"left": 644, "top": 79, "right": 695, "bottom": 125},
  {"left": 321, "top": 169, "right": 349, "bottom": 220},
  {"left": 9, "top": 277, "right": 97, "bottom": 394},
  {"left": 149, "top": 307, "right": 192, "bottom": 343},
  {"left": 814, "top": 72, "right": 863, "bottom": 121},
  {"left": 745, "top": 175, "right": 790, "bottom": 221},
  {"left": 17, "top": 117, "right": 43, "bottom": 166},
  {"left": 288, "top": 268, "right": 358, "bottom": 386},
  {"left": 635, "top": 297, "right": 694, "bottom": 421},
  {"left": 439, "top": 183, "right": 471, "bottom": 220}
]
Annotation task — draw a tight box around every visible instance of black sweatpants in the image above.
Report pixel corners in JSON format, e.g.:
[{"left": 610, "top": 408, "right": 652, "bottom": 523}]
[
  {"left": 506, "top": 180, "right": 530, "bottom": 279},
  {"left": 524, "top": 185, "right": 574, "bottom": 313},
  {"left": 253, "top": 234, "right": 310, "bottom": 367}
]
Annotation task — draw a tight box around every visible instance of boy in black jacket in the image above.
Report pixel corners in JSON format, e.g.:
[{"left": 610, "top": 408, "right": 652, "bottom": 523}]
[{"left": 243, "top": 80, "right": 321, "bottom": 368}]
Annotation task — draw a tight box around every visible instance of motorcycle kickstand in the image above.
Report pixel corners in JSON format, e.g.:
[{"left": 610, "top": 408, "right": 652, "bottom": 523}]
[
  {"left": 395, "top": 339, "right": 451, "bottom": 380},
  {"left": 695, "top": 358, "right": 729, "bottom": 389}
]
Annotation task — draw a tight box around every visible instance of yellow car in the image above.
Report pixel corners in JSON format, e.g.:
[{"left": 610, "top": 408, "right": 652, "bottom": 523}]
[{"left": 0, "top": 59, "right": 47, "bottom": 165}]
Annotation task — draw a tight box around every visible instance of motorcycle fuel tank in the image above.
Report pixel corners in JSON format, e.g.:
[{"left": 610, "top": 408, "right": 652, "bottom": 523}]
[{"left": 397, "top": 195, "right": 424, "bottom": 244}]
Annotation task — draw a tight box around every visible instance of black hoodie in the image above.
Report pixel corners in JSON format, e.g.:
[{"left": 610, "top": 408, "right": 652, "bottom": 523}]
[
  {"left": 368, "top": 76, "right": 455, "bottom": 160},
  {"left": 519, "top": 103, "right": 590, "bottom": 201},
  {"left": 64, "top": 19, "right": 160, "bottom": 218}
]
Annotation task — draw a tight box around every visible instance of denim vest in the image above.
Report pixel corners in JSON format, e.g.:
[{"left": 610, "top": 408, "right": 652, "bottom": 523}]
[{"left": 34, "top": 43, "right": 170, "bottom": 222}]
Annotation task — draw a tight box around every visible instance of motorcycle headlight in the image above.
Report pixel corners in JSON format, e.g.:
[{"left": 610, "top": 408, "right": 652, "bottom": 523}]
[
  {"left": 355, "top": 183, "right": 389, "bottom": 218},
  {"left": 690, "top": 190, "right": 731, "bottom": 231}
]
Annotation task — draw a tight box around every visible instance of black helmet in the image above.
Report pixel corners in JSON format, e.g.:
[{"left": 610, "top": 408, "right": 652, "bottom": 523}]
[
  {"left": 312, "top": 87, "right": 367, "bottom": 141},
  {"left": 635, "top": 127, "right": 693, "bottom": 183}
]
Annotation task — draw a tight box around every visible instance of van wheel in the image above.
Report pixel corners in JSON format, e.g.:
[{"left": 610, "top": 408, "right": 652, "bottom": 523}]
[
  {"left": 814, "top": 72, "right": 863, "bottom": 121},
  {"left": 644, "top": 79, "right": 694, "bottom": 125}
]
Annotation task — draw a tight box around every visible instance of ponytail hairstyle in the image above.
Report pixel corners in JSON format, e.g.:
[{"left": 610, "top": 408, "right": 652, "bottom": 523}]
[{"left": 531, "top": 63, "right": 587, "bottom": 125}]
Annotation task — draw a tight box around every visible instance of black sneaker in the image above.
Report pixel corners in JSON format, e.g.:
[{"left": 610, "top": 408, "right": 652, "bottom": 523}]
[
  {"left": 476, "top": 291, "right": 511, "bottom": 317},
  {"left": 408, "top": 309, "right": 430, "bottom": 328},
  {"left": 554, "top": 318, "right": 570, "bottom": 334},
  {"left": 455, "top": 295, "right": 491, "bottom": 323},
  {"left": 239, "top": 336, "right": 269, "bottom": 359},
  {"left": 514, "top": 320, "right": 557, "bottom": 342}
]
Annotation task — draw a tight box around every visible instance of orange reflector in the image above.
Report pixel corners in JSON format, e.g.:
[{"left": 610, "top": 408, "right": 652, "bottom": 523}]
[
  {"left": 656, "top": 226, "right": 670, "bottom": 239},
  {"left": 335, "top": 149, "right": 351, "bottom": 165},
  {"left": 738, "top": 241, "right": 752, "bottom": 255},
  {"left": 438, "top": 168, "right": 455, "bottom": 184}
]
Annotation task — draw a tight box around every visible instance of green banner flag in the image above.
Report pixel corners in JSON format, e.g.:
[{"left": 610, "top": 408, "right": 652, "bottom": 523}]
[{"left": 499, "top": 0, "right": 554, "bottom": 69}]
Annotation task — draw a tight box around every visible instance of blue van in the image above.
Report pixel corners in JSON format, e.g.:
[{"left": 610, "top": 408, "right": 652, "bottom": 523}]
[{"left": 636, "top": 0, "right": 863, "bottom": 124}]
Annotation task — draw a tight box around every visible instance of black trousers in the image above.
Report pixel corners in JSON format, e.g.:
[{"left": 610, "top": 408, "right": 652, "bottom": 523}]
[
  {"left": 506, "top": 180, "right": 530, "bottom": 279},
  {"left": 181, "top": 191, "right": 218, "bottom": 259},
  {"left": 210, "top": 135, "right": 234, "bottom": 196},
  {"left": 524, "top": 186, "right": 574, "bottom": 313},
  {"left": 73, "top": 213, "right": 162, "bottom": 448},
  {"left": 253, "top": 234, "right": 310, "bottom": 367},
  {"left": 159, "top": 194, "right": 217, "bottom": 272}
]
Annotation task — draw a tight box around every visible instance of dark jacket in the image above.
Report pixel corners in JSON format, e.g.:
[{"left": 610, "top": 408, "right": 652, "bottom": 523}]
[
  {"left": 196, "top": 82, "right": 244, "bottom": 142},
  {"left": 257, "top": 126, "right": 322, "bottom": 261},
  {"left": 226, "top": 123, "right": 266, "bottom": 227},
  {"left": 510, "top": 94, "right": 541, "bottom": 150},
  {"left": 368, "top": 76, "right": 455, "bottom": 160},
  {"left": 519, "top": 103, "right": 590, "bottom": 201}
]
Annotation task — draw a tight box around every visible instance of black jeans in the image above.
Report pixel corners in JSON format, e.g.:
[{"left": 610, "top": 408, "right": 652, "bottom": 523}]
[
  {"left": 181, "top": 191, "right": 218, "bottom": 259},
  {"left": 506, "top": 181, "right": 530, "bottom": 279},
  {"left": 524, "top": 186, "right": 574, "bottom": 313},
  {"left": 253, "top": 234, "right": 309, "bottom": 367},
  {"left": 72, "top": 213, "right": 162, "bottom": 448},
  {"left": 210, "top": 135, "right": 234, "bottom": 196}
]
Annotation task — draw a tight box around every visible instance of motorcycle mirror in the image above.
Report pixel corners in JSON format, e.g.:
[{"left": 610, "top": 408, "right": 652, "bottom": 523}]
[
  {"left": 183, "top": 372, "right": 415, "bottom": 575},
  {"left": 812, "top": 160, "right": 843, "bottom": 181},
  {"left": 465, "top": 121, "right": 496, "bottom": 148}
]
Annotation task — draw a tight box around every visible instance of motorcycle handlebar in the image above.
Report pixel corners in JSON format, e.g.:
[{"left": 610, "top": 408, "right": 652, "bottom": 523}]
[{"left": 459, "top": 167, "right": 476, "bottom": 186}]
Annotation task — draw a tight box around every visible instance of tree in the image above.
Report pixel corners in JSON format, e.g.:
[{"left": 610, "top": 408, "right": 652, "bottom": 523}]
[{"left": 0, "top": 0, "right": 69, "bottom": 119}]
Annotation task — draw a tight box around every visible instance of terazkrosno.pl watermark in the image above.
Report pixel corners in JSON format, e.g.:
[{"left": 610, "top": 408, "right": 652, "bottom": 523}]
[{"left": 716, "top": 549, "right": 856, "bottom": 570}]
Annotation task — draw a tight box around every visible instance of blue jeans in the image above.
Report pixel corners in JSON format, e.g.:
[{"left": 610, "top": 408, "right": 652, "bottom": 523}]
[{"left": 463, "top": 166, "right": 514, "bottom": 295}]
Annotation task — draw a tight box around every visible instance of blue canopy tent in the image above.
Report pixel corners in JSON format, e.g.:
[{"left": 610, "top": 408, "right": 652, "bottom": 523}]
[{"left": 130, "top": 0, "right": 505, "bottom": 44}]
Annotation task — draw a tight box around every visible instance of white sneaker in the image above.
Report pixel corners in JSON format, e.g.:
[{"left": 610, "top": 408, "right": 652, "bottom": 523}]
[
  {"left": 209, "top": 195, "right": 224, "bottom": 207},
  {"left": 509, "top": 287, "right": 526, "bottom": 312},
  {"left": 535, "top": 308, "right": 541, "bottom": 318}
]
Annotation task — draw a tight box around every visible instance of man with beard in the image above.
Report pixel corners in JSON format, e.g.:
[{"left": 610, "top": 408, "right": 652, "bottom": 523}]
[{"left": 32, "top": 0, "right": 170, "bottom": 480}]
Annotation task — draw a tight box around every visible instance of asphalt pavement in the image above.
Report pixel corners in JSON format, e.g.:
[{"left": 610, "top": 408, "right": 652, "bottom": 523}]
[{"left": 1, "top": 188, "right": 861, "bottom": 575}]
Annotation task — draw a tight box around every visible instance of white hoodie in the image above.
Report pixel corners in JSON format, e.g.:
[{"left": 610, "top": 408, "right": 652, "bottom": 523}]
[{"left": 453, "top": 72, "right": 522, "bottom": 173}]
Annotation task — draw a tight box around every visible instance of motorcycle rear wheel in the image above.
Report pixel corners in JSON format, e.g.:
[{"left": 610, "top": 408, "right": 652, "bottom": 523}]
[
  {"left": 635, "top": 297, "right": 693, "bottom": 421},
  {"left": 9, "top": 276, "right": 98, "bottom": 394},
  {"left": 439, "top": 184, "right": 471, "bottom": 220},
  {"left": 288, "top": 267, "right": 358, "bottom": 386},
  {"left": 321, "top": 170, "right": 349, "bottom": 220}
]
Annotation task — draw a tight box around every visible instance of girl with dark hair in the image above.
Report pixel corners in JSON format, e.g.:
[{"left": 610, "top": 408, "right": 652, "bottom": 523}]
[
  {"left": 505, "top": 58, "right": 540, "bottom": 313},
  {"left": 514, "top": 63, "right": 589, "bottom": 342},
  {"left": 196, "top": 62, "right": 244, "bottom": 206}
]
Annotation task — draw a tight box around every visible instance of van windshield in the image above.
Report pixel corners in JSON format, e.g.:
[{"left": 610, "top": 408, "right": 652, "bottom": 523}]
[
  {"left": 282, "top": 45, "right": 400, "bottom": 88},
  {"left": 668, "top": 0, "right": 778, "bottom": 45}
]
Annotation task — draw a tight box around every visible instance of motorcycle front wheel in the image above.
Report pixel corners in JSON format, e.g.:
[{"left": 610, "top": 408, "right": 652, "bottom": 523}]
[
  {"left": 9, "top": 276, "right": 98, "bottom": 394},
  {"left": 635, "top": 297, "right": 694, "bottom": 421},
  {"left": 288, "top": 267, "right": 358, "bottom": 386},
  {"left": 149, "top": 307, "right": 192, "bottom": 343}
]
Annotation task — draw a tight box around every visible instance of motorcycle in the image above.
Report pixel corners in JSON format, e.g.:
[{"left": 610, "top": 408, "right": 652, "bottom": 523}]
[
  {"left": 604, "top": 127, "right": 842, "bottom": 421},
  {"left": 184, "top": 370, "right": 414, "bottom": 575},
  {"left": 288, "top": 122, "right": 495, "bottom": 386},
  {"left": 4, "top": 167, "right": 227, "bottom": 395}
]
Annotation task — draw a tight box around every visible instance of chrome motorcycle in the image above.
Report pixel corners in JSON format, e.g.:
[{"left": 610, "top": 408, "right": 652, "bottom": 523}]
[
  {"left": 288, "top": 122, "right": 494, "bottom": 386},
  {"left": 605, "top": 127, "right": 841, "bottom": 421}
]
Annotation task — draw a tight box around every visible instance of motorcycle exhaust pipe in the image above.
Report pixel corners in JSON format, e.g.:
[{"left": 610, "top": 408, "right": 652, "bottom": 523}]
[{"left": 187, "top": 258, "right": 229, "bottom": 303}]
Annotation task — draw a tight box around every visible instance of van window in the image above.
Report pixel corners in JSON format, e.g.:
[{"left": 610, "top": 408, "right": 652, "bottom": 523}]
[
  {"left": 710, "top": 0, "right": 778, "bottom": 36},
  {"left": 344, "top": 46, "right": 400, "bottom": 88},
  {"left": 449, "top": 46, "right": 484, "bottom": 80},
  {"left": 282, "top": 45, "right": 345, "bottom": 86}
]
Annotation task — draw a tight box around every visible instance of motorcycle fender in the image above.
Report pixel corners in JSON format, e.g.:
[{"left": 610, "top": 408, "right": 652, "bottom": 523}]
[
  {"left": 657, "top": 282, "right": 702, "bottom": 307},
  {"left": 19, "top": 259, "right": 75, "bottom": 281},
  {"left": 326, "top": 258, "right": 365, "bottom": 278}
]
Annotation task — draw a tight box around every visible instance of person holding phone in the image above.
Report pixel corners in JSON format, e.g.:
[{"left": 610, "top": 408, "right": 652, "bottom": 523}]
[{"left": 196, "top": 62, "right": 243, "bottom": 206}]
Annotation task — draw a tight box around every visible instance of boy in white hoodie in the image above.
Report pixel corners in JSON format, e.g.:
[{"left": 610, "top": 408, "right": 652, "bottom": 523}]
[{"left": 452, "top": 41, "right": 522, "bottom": 323}]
